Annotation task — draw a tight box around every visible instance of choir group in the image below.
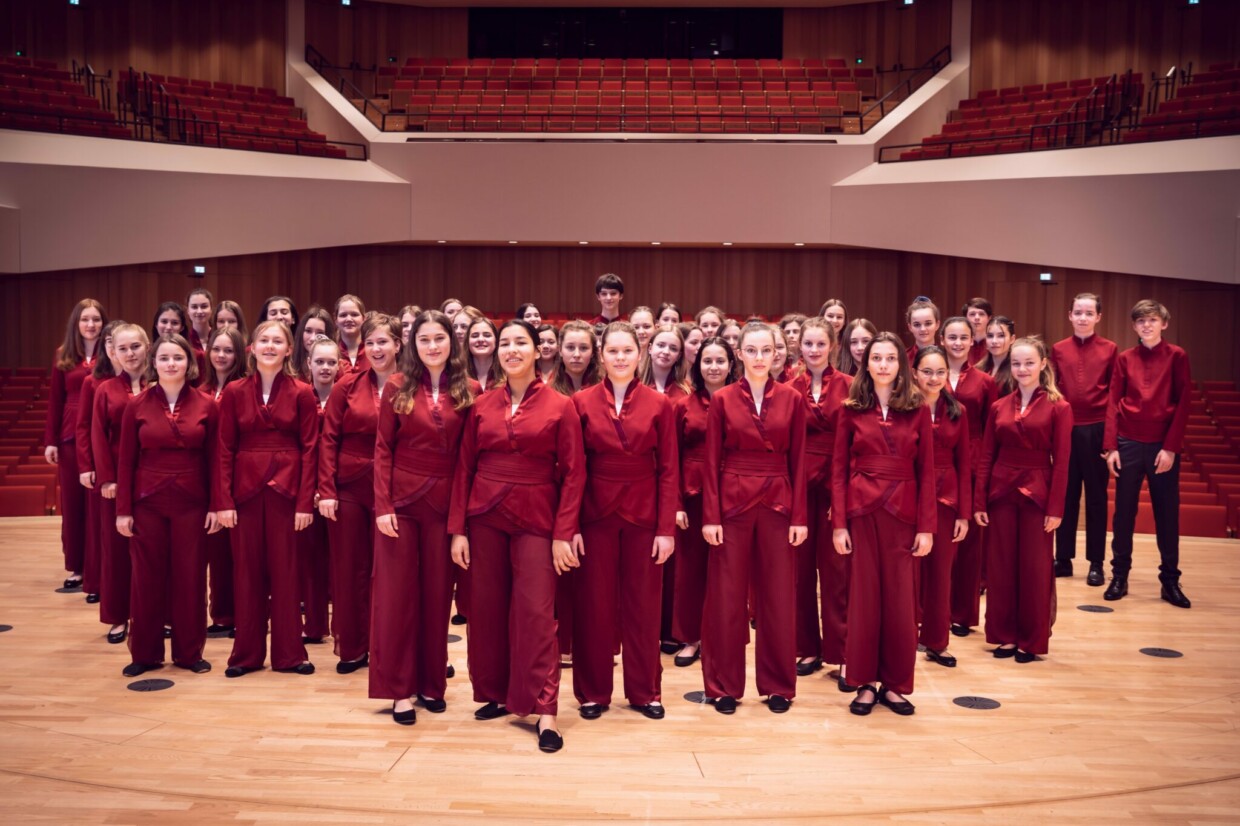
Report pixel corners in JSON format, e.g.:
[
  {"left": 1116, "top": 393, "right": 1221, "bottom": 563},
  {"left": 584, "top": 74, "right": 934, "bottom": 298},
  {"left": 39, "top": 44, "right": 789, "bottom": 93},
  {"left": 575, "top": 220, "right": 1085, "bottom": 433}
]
[{"left": 42, "top": 273, "right": 1193, "bottom": 753}]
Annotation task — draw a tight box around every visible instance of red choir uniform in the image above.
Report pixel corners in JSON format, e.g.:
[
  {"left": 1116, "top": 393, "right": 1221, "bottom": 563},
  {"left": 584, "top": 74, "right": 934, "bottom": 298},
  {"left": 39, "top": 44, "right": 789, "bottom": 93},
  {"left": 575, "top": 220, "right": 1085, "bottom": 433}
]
[
  {"left": 975, "top": 390, "right": 1072, "bottom": 655},
  {"left": 1103, "top": 340, "right": 1191, "bottom": 582},
  {"left": 216, "top": 373, "right": 318, "bottom": 671},
  {"left": 319, "top": 368, "right": 388, "bottom": 664},
  {"left": 45, "top": 350, "right": 96, "bottom": 575},
  {"left": 75, "top": 374, "right": 102, "bottom": 595},
  {"left": 371, "top": 373, "right": 476, "bottom": 702},
  {"left": 672, "top": 391, "right": 709, "bottom": 645},
  {"left": 586, "top": 314, "right": 620, "bottom": 326},
  {"left": 918, "top": 397, "right": 971, "bottom": 653},
  {"left": 116, "top": 385, "right": 217, "bottom": 667},
  {"left": 336, "top": 347, "right": 370, "bottom": 380},
  {"left": 969, "top": 338, "right": 989, "bottom": 368},
  {"left": 833, "top": 403, "right": 935, "bottom": 695},
  {"left": 654, "top": 382, "right": 688, "bottom": 645},
  {"left": 572, "top": 380, "right": 679, "bottom": 707},
  {"left": 789, "top": 367, "right": 853, "bottom": 665},
  {"left": 448, "top": 378, "right": 585, "bottom": 716},
  {"left": 298, "top": 388, "right": 330, "bottom": 642},
  {"left": 200, "top": 384, "right": 236, "bottom": 632},
  {"left": 702, "top": 379, "right": 807, "bottom": 701},
  {"left": 1050, "top": 334, "right": 1117, "bottom": 570},
  {"left": 948, "top": 363, "right": 998, "bottom": 631},
  {"left": 91, "top": 375, "right": 144, "bottom": 629}
]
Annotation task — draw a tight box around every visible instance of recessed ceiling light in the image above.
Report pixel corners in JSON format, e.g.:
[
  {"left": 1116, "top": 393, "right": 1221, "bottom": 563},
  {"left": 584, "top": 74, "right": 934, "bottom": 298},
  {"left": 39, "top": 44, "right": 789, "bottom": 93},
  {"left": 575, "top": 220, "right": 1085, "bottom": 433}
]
[
  {"left": 722, "top": 242, "right": 733, "bottom": 246},
  {"left": 436, "top": 240, "right": 446, "bottom": 244},
  {"left": 651, "top": 241, "right": 661, "bottom": 246},
  {"left": 794, "top": 242, "right": 805, "bottom": 247},
  {"left": 579, "top": 241, "right": 589, "bottom": 245},
  {"left": 508, "top": 241, "right": 518, "bottom": 244}
]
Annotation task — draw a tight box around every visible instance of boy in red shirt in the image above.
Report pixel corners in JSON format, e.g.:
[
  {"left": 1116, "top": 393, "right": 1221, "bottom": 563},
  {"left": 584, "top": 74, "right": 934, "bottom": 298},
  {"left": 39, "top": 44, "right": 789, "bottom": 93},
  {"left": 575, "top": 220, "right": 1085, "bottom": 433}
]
[{"left": 586, "top": 273, "right": 624, "bottom": 326}]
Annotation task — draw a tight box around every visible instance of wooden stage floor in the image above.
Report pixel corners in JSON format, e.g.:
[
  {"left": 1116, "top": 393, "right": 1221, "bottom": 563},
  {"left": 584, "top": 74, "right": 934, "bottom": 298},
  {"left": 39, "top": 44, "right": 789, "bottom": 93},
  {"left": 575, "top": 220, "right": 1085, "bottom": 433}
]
[{"left": 1, "top": 516, "right": 1238, "bottom": 824}]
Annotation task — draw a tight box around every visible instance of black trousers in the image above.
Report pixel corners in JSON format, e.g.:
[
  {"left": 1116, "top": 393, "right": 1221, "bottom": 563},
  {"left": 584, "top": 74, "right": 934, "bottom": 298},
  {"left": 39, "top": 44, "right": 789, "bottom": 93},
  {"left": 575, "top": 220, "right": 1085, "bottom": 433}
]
[
  {"left": 1110, "top": 437, "right": 1181, "bottom": 582},
  {"left": 1055, "top": 422, "right": 1108, "bottom": 565}
]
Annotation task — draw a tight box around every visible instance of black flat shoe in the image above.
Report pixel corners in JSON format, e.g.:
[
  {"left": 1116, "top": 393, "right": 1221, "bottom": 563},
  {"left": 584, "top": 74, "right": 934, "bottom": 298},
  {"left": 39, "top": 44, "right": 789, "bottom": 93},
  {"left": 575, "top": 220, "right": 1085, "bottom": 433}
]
[
  {"left": 1053, "top": 559, "right": 1073, "bottom": 578},
  {"left": 796, "top": 657, "right": 823, "bottom": 677},
  {"left": 475, "top": 702, "right": 510, "bottom": 720},
  {"left": 710, "top": 695, "right": 738, "bottom": 715},
  {"left": 224, "top": 665, "right": 254, "bottom": 678},
  {"left": 630, "top": 703, "right": 665, "bottom": 720},
  {"left": 336, "top": 654, "right": 369, "bottom": 674},
  {"left": 446, "top": 664, "right": 455, "bottom": 679},
  {"left": 993, "top": 646, "right": 1017, "bottom": 659},
  {"left": 418, "top": 695, "right": 447, "bottom": 713},
  {"left": 451, "top": 614, "right": 467, "bottom": 626},
  {"left": 122, "top": 662, "right": 157, "bottom": 678},
  {"left": 106, "top": 626, "right": 127, "bottom": 644},
  {"left": 393, "top": 703, "right": 416, "bottom": 726},
  {"left": 301, "top": 635, "right": 324, "bottom": 644},
  {"left": 673, "top": 648, "right": 700, "bottom": 668},
  {"left": 579, "top": 703, "right": 608, "bottom": 720},
  {"left": 177, "top": 660, "right": 212, "bottom": 674},
  {"left": 1104, "top": 576, "right": 1128, "bottom": 601},
  {"left": 950, "top": 623, "right": 971, "bottom": 637},
  {"left": 849, "top": 685, "right": 878, "bottom": 715},
  {"left": 1161, "top": 581, "right": 1192, "bottom": 609},
  {"left": 925, "top": 648, "right": 957, "bottom": 667},
  {"left": 1087, "top": 565, "right": 1105, "bottom": 587},
  {"left": 208, "top": 624, "right": 234, "bottom": 634},
  {"left": 767, "top": 695, "right": 792, "bottom": 713},
  {"left": 559, "top": 657, "right": 572, "bottom": 669},
  {"left": 660, "top": 641, "right": 680, "bottom": 655},
  {"left": 878, "top": 686, "right": 915, "bottom": 716},
  {"left": 838, "top": 676, "right": 859, "bottom": 693},
  {"left": 275, "top": 662, "right": 316, "bottom": 675},
  {"left": 537, "top": 722, "right": 563, "bottom": 753},
  {"left": 1014, "top": 650, "right": 1038, "bottom": 663},
  {"left": 163, "top": 627, "right": 172, "bottom": 639},
  {"left": 85, "top": 593, "right": 100, "bottom": 604},
  {"left": 63, "top": 576, "right": 82, "bottom": 590}
]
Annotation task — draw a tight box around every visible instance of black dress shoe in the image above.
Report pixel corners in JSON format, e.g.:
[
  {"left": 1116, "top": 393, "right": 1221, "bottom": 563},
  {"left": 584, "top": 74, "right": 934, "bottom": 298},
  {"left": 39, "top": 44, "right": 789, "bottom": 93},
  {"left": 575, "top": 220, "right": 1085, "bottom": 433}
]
[
  {"left": 446, "top": 664, "right": 455, "bottom": 679},
  {"left": 225, "top": 665, "right": 254, "bottom": 678},
  {"left": 710, "top": 695, "right": 738, "bottom": 715},
  {"left": 418, "top": 695, "right": 447, "bottom": 713},
  {"left": 1104, "top": 576, "right": 1128, "bottom": 601},
  {"left": 107, "top": 626, "right": 127, "bottom": 644},
  {"left": 163, "top": 627, "right": 172, "bottom": 639},
  {"left": 660, "top": 641, "right": 680, "bottom": 655},
  {"left": 301, "top": 635, "right": 324, "bottom": 644},
  {"left": 63, "top": 576, "right": 82, "bottom": 590},
  {"left": 950, "top": 623, "right": 971, "bottom": 637},
  {"left": 336, "top": 654, "right": 369, "bottom": 674},
  {"left": 475, "top": 702, "right": 510, "bottom": 720},
  {"left": 451, "top": 614, "right": 467, "bottom": 626},
  {"left": 993, "top": 646, "right": 1017, "bottom": 659},
  {"left": 767, "top": 695, "right": 792, "bottom": 713},
  {"left": 925, "top": 648, "right": 957, "bottom": 667},
  {"left": 1087, "top": 565, "right": 1105, "bottom": 587},
  {"left": 796, "top": 657, "right": 823, "bottom": 677},
  {"left": 537, "top": 723, "right": 563, "bottom": 753},
  {"left": 276, "top": 662, "right": 316, "bottom": 675},
  {"left": 208, "top": 624, "right": 234, "bottom": 634},
  {"left": 673, "top": 648, "right": 700, "bottom": 668},
  {"left": 1053, "top": 559, "right": 1073, "bottom": 578},
  {"left": 85, "top": 592, "right": 100, "bottom": 604},
  {"left": 393, "top": 706, "right": 416, "bottom": 726},
  {"left": 1161, "top": 581, "right": 1192, "bottom": 608},
  {"left": 849, "top": 685, "right": 878, "bottom": 715},
  {"left": 1014, "top": 650, "right": 1038, "bottom": 663},
  {"left": 122, "top": 662, "right": 157, "bottom": 678},
  {"left": 177, "top": 660, "right": 212, "bottom": 674},
  {"left": 579, "top": 703, "right": 608, "bottom": 719},
  {"left": 878, "top": 686, "right": 915, "bottom": 716},
  {"left": 838, "top": 676, "right": 859, "bottom": 693},
  {"left": 630, "top": 703, "right": 665, "bottom": 720}
]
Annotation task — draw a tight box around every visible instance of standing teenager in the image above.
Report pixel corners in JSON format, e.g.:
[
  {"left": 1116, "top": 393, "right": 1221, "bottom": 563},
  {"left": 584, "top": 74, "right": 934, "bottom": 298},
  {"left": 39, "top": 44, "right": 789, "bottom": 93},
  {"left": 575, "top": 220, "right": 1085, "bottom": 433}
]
[
  {"left": 186, "top": 288, "right": 214, "bottom": 352},
  {"left": 334, "top": 294, "right": 369, "bottom": 376},
  {"left": 291, "top": 308, "right": 336, "bottom": 384},
  {"left": 210, "top": 300, "right": 247, "bottom": 340},
  {"left": 258, "top": 296, "right": 299, "bottom": 330},
  {"left": 835, "top": 318, "right": 876, "bottom": 377},
  {"left": 696, "top": 307, "right": 724, "bottom": 339},
  {"left": 300, "top": 337, "right": 340, "bottom": 645},
  {"left": 905, "top": 299, "right": 940, "bottom": 362},
  {"left": 978, "top": 316, "right": 1016, "bottom": 396},
  {"left": 76, "top": 321, "right": 121, "bottom": 606},
  {"left": 820, "top": 299, "right": 846, "bottom": 338},
  {"left": 962, "top": 298, "right": 993, "bottom": 368},
  {"left": 535, "top": 324, "right": 559, "bottom": 384},
  {"left": 588, "top": 273, "right": 624, "bottom": 326},
  {"left": 466, "top": 315, "right": 502, "bottom": 392}
]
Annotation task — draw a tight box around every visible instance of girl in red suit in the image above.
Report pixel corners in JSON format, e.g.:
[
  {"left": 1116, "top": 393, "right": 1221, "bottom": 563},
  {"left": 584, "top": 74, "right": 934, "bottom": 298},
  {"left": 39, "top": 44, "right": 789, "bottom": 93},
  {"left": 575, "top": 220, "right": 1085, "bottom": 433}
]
[
  {"left": 76, "top": 320, "right": 121, "bottom": 607},
  {"left": 834, "top": 318, "right": 876, "bottom": 377},
  {"left": 978, "top": 315, "right": 1016, "bottom": 396},
  {"left": 789, "top": 318, "right": 854, "bottom": 683},
  {"left": 629, "top": 306, "right": 656, "bottom": 358},
  {"left": 911, "top": 346, "right": 971, "bottom": 668},
  {"left": 300, "top": 337, "right": 339, "bottom": 645},
  {"left": 319, "top": 314, "right": 402, "bottom": 675},
  {"left": 779, "top": 313, "right": 806, "bottom": 371},
  {"left": 258, "top": 296, "right": 299, "bottom": 330},
  {"left": 535, "top": 324, "right": 559, "bottom": 385},
  {"left": 940, "top": 317, "right": 999, "bottom": 637},
  {"left": 374, "top": 310, "right": 476, "bottom": 725},
  {"left": 116, "top": 334, "right": 220, "bottom": 677},
  {"left": 91, "top": 324, "right": 149, "bottom": 644},
  {"left": 186, "top": 288, "right": 213, "bottom": 352},
  {"left": 200, "top": 327, "right": 248, "bottom": 636},
  {"left": 449, "top": 319, "right": 586, "bottom": 753},
  {"left": 216, "top": 320, "right": 319, "bottom": 678},
  {"left": 671, "top": 337, "right": 736, "bottom": 668},
  {"left": 571, "top": 322, "right": 679, "bottom": 721},
  {"left": 334, "top": 294, "right": 369, "bottom": 377},
  {"left": 833, "top": 332, "right": 935, "bottom": 716},
  {"left": 974, "top": 338, "right": 1072, "bottom": 662},
  {"left": 905, "top": 299, "right": 940, "bottom": 363},
  {"left": 46, "top": 298, "right": 107, "bottom": 589},
  {"left": 679, "top": 323, "right": 703, "bottom": 372},
  {"left": 820, "top": 299, "right": 847, "bottom": 339},
  {"left": 701, "top": 322, "right": 808, "bottom": 715},
  {"left": 291, "top": 308, "right": 336, "bottom": 384},
  {"left": 211, "top": 300, "right": 248, "bottom": 340},
  {"left": 466, "top": 315, "right": 503, "bottom": 392}
]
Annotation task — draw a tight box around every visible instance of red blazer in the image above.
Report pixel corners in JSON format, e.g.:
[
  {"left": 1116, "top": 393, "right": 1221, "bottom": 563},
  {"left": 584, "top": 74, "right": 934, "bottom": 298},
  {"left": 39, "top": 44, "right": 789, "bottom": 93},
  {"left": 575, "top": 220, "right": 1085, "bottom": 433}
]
[
  {"left": 1103, "top": 340, "right": 1191, "bottom": 453},
  {"left": 448, "top": 378, "right": 586, "bottom": 542},
  {"left": 832, "top": 403, "right": 936, "bottom": 533},
  {"left": 75, "top": 374, "right": 97, "bottom": 473},
  {"left": 790, "top": 367, "right": 852, "bottom": 493},
  {"left": 215, "top": 372, "right": 318, "bottom": 513},
  {"left": 703, "top": 378, "right": 808, "bottom": 526},
  {"left": 336, "top": 346, "right": 370, "bottom": 379},
  {"left": 91, "top": 375, "right": 146, "bottom": 487},
  {"left": 318, "top": 368, "right": 386, "bottom": 501},
  {"left": 1051, "top": 334, "right": 1118, "bottom": 426},
  {"left": 574, "top": 379, "right": 679, "bottom": 536},
  {"left": 675, "top": 391, "right": 710, "bottom": 498},
  {"left": 950, "top": 362, "right": 998, "bottom": 463},
  {"left": 651, "top": 381, "right": 689, "bottom": 404},
  {"left": 116, "top": 384, "right": 217, "bottom": 517},
  {"left": 45, "top": 351, "right": 95, "bottom": 445},
  {"left": 929, "top": 396, "right": 972, "bottom": 518},
  {"left": 374, "top": 372, "right": 477, "bottom": 517},
  {"left": 975, "top": 389, "right": 1073, "bottom": 517},
  {"left": 969, "top": 338, "right": 989, "bottom": 369}
]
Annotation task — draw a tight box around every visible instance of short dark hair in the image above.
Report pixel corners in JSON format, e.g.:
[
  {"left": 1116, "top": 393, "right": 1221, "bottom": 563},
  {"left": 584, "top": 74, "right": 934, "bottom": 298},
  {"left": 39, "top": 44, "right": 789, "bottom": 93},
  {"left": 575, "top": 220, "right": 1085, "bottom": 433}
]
[
  {"left": 961, "top": 297, "right": 993, "bottom": 317},
  {"left": 595, "top": 273, "right": 624, "bottom": 295}
]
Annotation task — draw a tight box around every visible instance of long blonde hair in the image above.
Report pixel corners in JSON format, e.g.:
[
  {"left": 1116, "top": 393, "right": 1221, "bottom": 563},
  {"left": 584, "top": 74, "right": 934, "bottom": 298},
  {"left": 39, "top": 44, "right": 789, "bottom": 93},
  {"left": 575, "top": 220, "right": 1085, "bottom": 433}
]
[{"left": 1010, "top": 336, "right": 1062, "bottom": 403}]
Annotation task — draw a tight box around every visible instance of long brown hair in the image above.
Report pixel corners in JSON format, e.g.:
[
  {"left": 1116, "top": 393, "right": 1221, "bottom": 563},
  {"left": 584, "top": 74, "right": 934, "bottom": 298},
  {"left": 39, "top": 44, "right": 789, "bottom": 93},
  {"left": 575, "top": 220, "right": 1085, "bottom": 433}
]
[
  {"left": 976, "top": 315, "right": 1016, "bottom": 394},
  {"left": 639, "top": 323, "right": 692, "bottom": 394},
  {"left": 56, "top": 299, "right": 108, "bottom": 371},
  {"left": 844, "top": 331, "right": 922, "bottom": 412},
  {"left": 913, "top": 346, "right": 961, "bottom": 420},
  {"left": 292, "top": 306, "right": 337, "bottom": 382},
  {"left": 203, "top": 327, "right": 249, "bottom": 393},
  {"left": 551, "top": 319, "right": 600, "bottom": 396},
  {"left": 209, "top": 300, "right": 248, "bottom": 340},
  {"left": 464, "top": 315, "right": 503, "bottom": 388},
  {"left": 688, "top": 335, "right": 738, "bottom": 395},
  {"left": 834, "top": 317, "right": 877, "bottom": 375},
  {"left": 91, "top": 320, "right": 126, "bottom": 381},
  {"left": 392, "top": 310, "right": 474, "bottom": 414}
]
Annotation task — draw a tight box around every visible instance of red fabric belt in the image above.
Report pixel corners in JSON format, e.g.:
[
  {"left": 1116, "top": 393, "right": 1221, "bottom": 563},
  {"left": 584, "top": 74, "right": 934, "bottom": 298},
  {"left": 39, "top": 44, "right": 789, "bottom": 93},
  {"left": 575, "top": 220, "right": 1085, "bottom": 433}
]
[
  {"left": 806, "top": 432, "right": 834, "bottom": 456},
  {"left": 588, "top": 453, "right": 656, "bottom": 481},
  {"left": 933, "top": 448, "right": 957, "bottom": 467},
  {"left": 722, "top": 450, "right": 787, "bottom": 477},
  {"left": 856, "top": 455, "right": 915, "bottom": 480},
  {"left": 239, "top": 432, "right": 299, "bottom": 451},
  {"left": 997, "top": 446, "right": 1051, "bottom": 470},
  {"left": 477, "top": 451, "right": 555, "bottom": 484},
  {"left": 681, "top": 446, "right": 706, "bottom": 463},
  {"left": 394, "top": 448, "right": 454, "bottom": 477},
  {"left": 138, "top": 448, "right": 204, "bottom": 472},
  {"left": 340, "top": 433, "right": 376, "bottom": 457}
]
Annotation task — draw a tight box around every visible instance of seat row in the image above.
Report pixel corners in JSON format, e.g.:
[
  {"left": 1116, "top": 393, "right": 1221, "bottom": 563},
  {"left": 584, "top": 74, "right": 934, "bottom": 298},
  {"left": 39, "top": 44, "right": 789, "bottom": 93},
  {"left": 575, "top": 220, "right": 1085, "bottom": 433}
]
[{"left": 414, "top": 114, "right": 844, "bottom": 135}]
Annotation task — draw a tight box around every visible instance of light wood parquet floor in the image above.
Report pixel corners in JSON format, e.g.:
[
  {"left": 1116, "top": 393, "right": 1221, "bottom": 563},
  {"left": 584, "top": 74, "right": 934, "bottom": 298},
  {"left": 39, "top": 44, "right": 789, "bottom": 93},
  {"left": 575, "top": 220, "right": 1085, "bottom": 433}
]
[{"left": 1, "top": 516, "right": 1238, "bottom": 824}]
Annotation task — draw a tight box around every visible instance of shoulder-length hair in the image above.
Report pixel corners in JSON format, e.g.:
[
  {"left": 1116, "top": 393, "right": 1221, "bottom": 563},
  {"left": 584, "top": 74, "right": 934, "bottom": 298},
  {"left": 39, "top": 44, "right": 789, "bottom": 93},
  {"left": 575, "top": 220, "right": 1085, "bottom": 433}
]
[
  {"left": 976, "top": 315, "right": 1016, "bottom": 393},
  {"left": 92, "top": 319, "right": 126, "bottom": 381},
  {"left": 1010, "top": 336, "right": 1063, "bottom": 403},
  {"left": 551, "top": 319, "right": 600, "bottom": 396},
  {"left": 912, "top": 346, "right": 961, "bottom": 420},
  {"left": 689, "top": 335, "right": 738, "bottom": 395},
  {"left": 246, "top": 320, "right": 298, "bottom": 378},
  {"left": 209, "top": 300, "right": 248, "bottom": 340},
  {"left": 638, "top": 323, "right": 692, "bottom": 394},
  {"left": 834, "top": 317, "right": 877, "bottom": 375},
  {"left": 56, "top": 298, "right": 109, "bottom": 371},
  {"left": 292, "top": 306, "right": 337, "bottom": 381},
  {"left": 146, "top": 333, "right": 199, "bottom": 384},
  {"left": 150, "top": 301, "right": 188, "bottom": 342},
  {"left": 259, "top": 295, "right": 300, "bottom": 329},
  {"left": 465, "top": 315, "right": 504, "bottom": 388},
  {"left": 203, "top": 327, "right": 249, "bottom": 392},
  {"left": 845, "top": 331, "right": 922, "bottom": 412},
  {"left": 392, "top": 310, "right": 474, "bottom": 414}
]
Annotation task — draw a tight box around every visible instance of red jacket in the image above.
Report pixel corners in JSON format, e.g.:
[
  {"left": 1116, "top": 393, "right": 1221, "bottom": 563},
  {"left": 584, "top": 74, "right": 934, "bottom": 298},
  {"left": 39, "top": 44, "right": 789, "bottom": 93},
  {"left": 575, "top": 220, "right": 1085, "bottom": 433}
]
[
  {"left": 318, "top": 368, "right": 386, "bottom": 501},
  {"left": 969, "top": 338, "right": 989, "bottom": 369},
  {"left": 929, "top": 395, "right": 972, "bottom": 518},
  {"left": 975, "top": 389, "right": 1073, "bottom": 517},
  {"left": 1051, "top": 334, "right": 1118, "bottom": 426},
  {"left": 448, "top": 378, "right": 586, "bottom": 541},
  {"left": 374, "top": 372, "right": 477, "bottom": 517},
  {"left": 950, "top": 361, "right": 998, "bottom": 465},
  {"left": 336, "top": 346, "right": 370, "bottom": 379},
  {"left": 675, "top": 391, "right": 710, "bottom": 498},
  {"left": 832, "top": 403, "right": 936, "bottom": 533},
  {"left": 790, "top": 367, "right": 852, "bottom": 493},
  {"left": 703, "top": 378, "right": 808, "bottom": 526},
  {"left": 574, "top": 379, "right": 679, "bottom": 536},
  {"left": 45, "top": 351, "right": 95, "bottom": 445},
  {"left": 117, "top": 384, "right": 217, "bottom": 517},
  {"left": 1103, "top": 340, "right": 1191, "bottom": 453},
  {"left": 215, "top": 372, "right": 318, "bottom": 513},
  {"left": 91, "top": 374, "right": 146, "bottom": 487},
  {"left": 75, "top": 374, "right": 97, "bottom": 472}
]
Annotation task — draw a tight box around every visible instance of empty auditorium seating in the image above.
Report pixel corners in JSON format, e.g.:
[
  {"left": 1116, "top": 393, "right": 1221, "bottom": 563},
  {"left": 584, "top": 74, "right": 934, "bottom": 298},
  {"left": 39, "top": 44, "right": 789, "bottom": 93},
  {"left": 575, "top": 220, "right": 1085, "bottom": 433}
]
[
  {"left": 1123, "top": 63, "right": 1240, "bottom": 144},
  {"left": 379, "top": 57, "right": 874, "bottom": 134},
  {"left": 0, "top": 56, "right": 131, "bottom": 140}
]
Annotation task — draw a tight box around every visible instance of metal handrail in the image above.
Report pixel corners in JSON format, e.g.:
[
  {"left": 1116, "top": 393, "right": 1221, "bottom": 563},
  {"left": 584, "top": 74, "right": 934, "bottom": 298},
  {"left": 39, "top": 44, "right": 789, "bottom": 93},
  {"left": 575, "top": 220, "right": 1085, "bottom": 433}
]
[
  {"left": 858, "top": 43, "right": 951, "bottom": 133},
  {"left": 307, "top": 44, "right": 393, "bottom": 130}
]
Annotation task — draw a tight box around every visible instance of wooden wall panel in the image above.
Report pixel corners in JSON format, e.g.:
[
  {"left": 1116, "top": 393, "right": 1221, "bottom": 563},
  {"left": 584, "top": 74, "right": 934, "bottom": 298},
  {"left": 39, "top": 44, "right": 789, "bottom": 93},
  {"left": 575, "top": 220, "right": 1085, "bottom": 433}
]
[
  {"left": 783, "top": 0, "right": 952, "bottom": 73},
  {"left": 0, "top": 0, "right": 287, "bottom": 91},
  {"left": 305, "top": 0, "right": 468, "bottom": 68},
  {"left": 970, "top": 0, "right": 1240, "bottom": 93},
  {"left": 4, "top": 245, "right": 1238, "bottom": 383}
]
